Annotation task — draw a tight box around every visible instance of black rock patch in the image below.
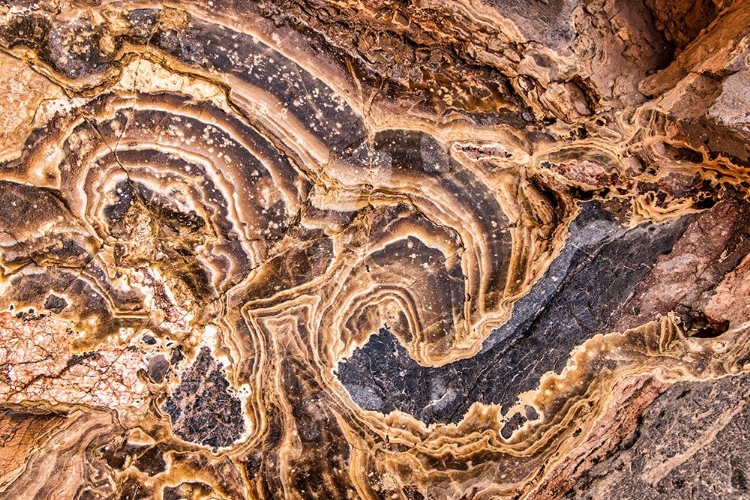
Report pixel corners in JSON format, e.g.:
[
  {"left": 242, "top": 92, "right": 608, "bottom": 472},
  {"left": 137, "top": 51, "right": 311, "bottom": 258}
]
[
  {"left": 43, "top": 293, "right": 68, "bottom": 314},
  {"left": 164, "top": 347, "right": 245, "bottom": 448}
]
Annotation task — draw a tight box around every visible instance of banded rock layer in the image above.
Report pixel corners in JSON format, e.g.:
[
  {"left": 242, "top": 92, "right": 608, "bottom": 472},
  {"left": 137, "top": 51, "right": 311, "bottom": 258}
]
[{"left": 0, "top": 0, "right": 748, "bottom": 499}]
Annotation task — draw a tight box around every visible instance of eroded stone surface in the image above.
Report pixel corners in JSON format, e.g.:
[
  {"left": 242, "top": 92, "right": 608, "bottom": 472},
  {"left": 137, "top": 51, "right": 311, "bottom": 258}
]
[
  {"left": 567, "top": 373, "right": 750, "bottom": 499},
  {"left": 0, "top": 1, "right": 748, "bottom": 499}
]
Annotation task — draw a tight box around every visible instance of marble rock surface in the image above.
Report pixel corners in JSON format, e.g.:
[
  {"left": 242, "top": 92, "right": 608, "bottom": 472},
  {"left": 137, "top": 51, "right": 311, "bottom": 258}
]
[{"left": 0, "top": 1, "right": 748, "bottom": 499}]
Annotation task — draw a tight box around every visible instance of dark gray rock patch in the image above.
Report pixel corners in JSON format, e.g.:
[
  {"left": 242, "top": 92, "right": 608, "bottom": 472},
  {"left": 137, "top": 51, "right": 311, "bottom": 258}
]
[{"left": 164, "top": 347, "right": 245, "bottom": 448}]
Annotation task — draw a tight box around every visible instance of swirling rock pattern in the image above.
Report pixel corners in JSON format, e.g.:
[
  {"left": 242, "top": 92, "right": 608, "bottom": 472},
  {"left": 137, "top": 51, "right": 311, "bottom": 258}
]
[{"left": 0, "top": 1, "right": 748, "bottom": 499}]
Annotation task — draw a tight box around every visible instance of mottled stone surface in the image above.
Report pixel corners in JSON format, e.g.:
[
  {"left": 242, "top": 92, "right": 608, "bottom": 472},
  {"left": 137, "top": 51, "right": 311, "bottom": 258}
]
[
  {"left": 569, "top": 373, "right": 750, "bottom": 499},
  {"left": 164, "top": 347, "right": 245, "bottom": 448}
]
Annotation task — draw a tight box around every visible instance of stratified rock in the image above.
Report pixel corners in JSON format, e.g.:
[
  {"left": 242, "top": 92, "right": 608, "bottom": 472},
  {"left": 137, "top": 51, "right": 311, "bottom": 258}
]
[{"left": 0, "top": 1, "right": 747, "bottom": 499}]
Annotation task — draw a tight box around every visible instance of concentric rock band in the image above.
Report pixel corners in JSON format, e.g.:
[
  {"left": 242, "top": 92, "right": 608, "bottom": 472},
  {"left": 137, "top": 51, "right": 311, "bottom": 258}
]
[{"left": 0, "top": 1, "right": 748, "bottom": 499}]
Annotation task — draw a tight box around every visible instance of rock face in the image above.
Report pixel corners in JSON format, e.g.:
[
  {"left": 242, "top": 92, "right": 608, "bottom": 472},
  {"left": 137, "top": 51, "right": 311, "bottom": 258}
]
[{"left": 0, "top": 1, "right": 748, "bottom": 499}]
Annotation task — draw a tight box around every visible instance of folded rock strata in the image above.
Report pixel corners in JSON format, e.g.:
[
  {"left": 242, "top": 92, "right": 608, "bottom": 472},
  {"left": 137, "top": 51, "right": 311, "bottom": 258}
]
[{"left": 0, "top": 0, "right": 748, "bottom": 499}]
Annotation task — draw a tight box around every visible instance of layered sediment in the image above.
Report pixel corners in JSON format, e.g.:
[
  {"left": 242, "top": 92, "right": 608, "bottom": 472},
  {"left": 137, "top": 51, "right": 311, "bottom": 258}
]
[{"left": 0, "top": 1, "right": 748, "bottom": 498}]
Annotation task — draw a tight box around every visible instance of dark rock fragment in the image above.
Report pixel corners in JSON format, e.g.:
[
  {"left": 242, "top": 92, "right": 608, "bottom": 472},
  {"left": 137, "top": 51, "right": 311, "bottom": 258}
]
[{"left": 163, "top": 347, "right": 244, "bottom": 448}]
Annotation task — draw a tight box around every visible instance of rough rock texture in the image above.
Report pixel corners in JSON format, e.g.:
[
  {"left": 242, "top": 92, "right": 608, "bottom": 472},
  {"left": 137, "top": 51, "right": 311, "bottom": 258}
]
[
  {"left": 163, "top": 347, "right": 246, "bottom": 448},
  {"left": 568, "top": 372, "right": 750, "bottom": 499},
  {"left": 0, "top": 1, "right": 748, "bottom": 499}
]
